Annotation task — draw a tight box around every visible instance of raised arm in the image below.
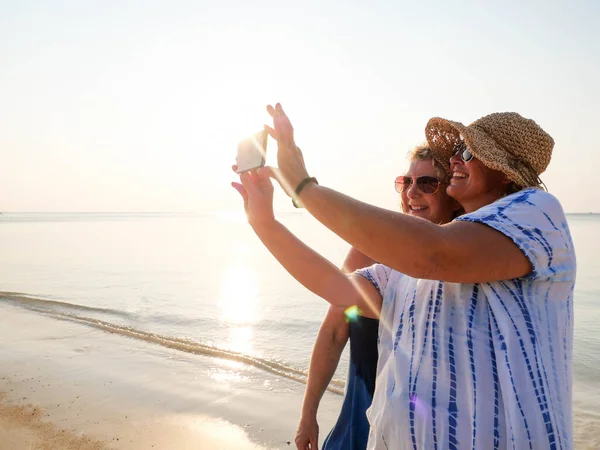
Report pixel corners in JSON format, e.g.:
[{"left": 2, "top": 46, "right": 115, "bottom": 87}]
[
  {"left": 297, "top": 185, "right": 530, "bottom": 283},
  {"left": 232, "top": 168, "right": 382, "bottom": 317},
  {"left": 263, "top": 103, "right": 531, "bottom": 283}
]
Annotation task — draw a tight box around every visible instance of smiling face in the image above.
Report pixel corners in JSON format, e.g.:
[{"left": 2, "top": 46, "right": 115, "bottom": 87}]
[
  {"left": 400, "top": 159, "right": 458, "bottom": 225},
  {"left": 447, "top": 148, "right": 512, "bottom": 213}
]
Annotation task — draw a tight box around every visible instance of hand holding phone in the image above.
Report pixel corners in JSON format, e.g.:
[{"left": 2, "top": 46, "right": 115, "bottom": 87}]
[{"left": 235, "top": 130, "right": 267, "bottom": 173}]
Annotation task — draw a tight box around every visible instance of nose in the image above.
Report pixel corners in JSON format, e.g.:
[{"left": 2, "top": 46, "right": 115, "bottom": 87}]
[
  {"left": 449, "top": 151, "right": 463, "bottom": 169},
  {"left": 406, "top": 179, "right": 420, "bottom": 199}
]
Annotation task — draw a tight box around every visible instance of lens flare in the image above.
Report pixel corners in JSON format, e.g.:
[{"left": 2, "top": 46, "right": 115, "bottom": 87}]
[{"left": 344, "top": 305, "right": 361, "bottom": 322}]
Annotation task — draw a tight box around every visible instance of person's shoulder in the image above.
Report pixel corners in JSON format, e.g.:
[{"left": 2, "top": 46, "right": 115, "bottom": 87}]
[
  {"left": 475, "top": 188, "right": 563, "bottom": 213},
  {"left": 507, "top": 187, "right": 559, "bottom": 204},
  {"left": 455, "top": 188, "right": 567, "bottom": 227},
  {"left": 505, "top": 188, "right": 566, "bottom": 217}
]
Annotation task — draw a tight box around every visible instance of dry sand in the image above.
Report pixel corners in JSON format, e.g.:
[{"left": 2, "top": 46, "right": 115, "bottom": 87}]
[{"left": 0, "top": 395, "right": 105, "bottom": 450}]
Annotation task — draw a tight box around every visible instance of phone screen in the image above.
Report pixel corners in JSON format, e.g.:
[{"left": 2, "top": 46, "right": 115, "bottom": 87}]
[{"left": 236, "top": 130, "right": 267, "bottom": 173}]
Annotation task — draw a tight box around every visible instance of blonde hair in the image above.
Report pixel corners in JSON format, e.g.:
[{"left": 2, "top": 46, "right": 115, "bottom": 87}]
[
  {"left": 406, "top": 143, "right": 464, "bottom": 219},
  {"left": 407, "top": 143, "right": 451, "bottom": 183}
]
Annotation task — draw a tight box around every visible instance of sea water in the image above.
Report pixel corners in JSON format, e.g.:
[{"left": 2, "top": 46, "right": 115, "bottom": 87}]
[{"left": 0, "top": 212, "right": 598, "bottom": 425}]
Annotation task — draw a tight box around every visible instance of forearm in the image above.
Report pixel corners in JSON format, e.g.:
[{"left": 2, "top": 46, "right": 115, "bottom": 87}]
[
  {"left": 252, "top": 220, "right": 355, "bottom": 306},
  {"left": 300, "top": 183, "right": 448, "bottom": 279},
  {"left": 301, "top": 322, "right": 347, "bottom": 419}
]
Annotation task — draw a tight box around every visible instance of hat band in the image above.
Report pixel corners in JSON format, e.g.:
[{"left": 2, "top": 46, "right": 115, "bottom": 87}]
[{"left": 471, "top": 126, "right": 544, "bottom": 188}]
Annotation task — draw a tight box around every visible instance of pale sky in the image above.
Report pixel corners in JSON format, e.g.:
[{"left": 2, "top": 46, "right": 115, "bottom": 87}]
[{"left": 1, "top": 0, "right": 599, "bottom": 213}]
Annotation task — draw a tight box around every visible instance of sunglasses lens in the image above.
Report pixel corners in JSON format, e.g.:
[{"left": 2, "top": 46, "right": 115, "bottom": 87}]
[
  {"left": 417, "top": 176, "right": 440, "bottom": 194},
  {"left": 462, "top": 148, "right": 474, "bottom": 162},
  {"left": 395, "top": 176, "right": 411, "bottom": 193},
  {"left": 454, "top": 142, "right": 474, "bottom": 162}
]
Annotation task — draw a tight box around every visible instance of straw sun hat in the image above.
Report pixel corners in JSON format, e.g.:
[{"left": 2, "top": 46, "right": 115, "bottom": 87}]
[{"left": 425, "top": 112, "right": 554, "bottom": 188}]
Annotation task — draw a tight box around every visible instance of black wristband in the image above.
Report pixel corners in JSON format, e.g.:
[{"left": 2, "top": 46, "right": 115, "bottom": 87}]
[{"left": 292, "top": 177, "right": 318, "bottom": 208}]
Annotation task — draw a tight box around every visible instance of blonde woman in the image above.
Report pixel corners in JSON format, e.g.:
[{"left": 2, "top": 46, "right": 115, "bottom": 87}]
[{"left": 294, "top": 145, "right": 459, "bottom": 450}]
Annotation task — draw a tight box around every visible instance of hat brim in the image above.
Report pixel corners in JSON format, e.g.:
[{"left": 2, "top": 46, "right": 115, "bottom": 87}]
[{"left": 425, "top": 117, "right": 532, "bottom": 188}]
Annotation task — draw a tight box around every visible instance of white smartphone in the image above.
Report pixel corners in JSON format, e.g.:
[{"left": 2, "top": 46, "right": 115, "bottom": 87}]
[{"left": 235, "top": 130, "right": 267, "bottom": 173}]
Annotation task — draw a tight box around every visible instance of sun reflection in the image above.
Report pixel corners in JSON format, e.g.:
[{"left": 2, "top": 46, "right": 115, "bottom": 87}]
[
  {"left": 208, "top": 366, "right": 249, "bottom": 385},
  {"left": 219, "top": 262, "right": 258, "bottom": 324},
  {"left": 219, "top": 261, "right": 258, "bottom": 354},
  {"left": 227, "top": 325, "right": 253, "bottom": 355}
]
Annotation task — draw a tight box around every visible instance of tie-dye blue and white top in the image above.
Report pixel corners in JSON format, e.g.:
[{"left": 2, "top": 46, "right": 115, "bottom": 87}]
[{"left": 356, "top": 188, "right": 576, "bottom": 450}]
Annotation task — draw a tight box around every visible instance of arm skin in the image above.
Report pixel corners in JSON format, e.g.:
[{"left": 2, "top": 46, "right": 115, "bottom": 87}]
[
  {"left": 296, "top": 248, "right": 377, "bottom": 450},
  {"left": 233, "top": 166, "right": 380, "bottom": 316},
  {"left": 233, "top": 170, "right": 381, "bottom": 448},
  {"left": 263, "top": 103, "right": 531, "bottom": 284},
  {"left": 252, "top": 219, "right": 382, "bottom": 318},
  {"left": 295, "top": 306, "right": 348, "bottom": 450},
  {"left": 296, "top": 183, "right": 532, "bottom": 283}
]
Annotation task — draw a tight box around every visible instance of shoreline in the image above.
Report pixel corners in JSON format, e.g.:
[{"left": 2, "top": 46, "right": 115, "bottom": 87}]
[{"left": 0, "top": 303, "right": 340, "bottom": 449}]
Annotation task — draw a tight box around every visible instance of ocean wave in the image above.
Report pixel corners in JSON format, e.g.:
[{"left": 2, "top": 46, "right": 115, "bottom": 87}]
[
  {"left": 0, "top": 291, "right": 134, "bottom": 319},
  {"left": 0, "top": 291, "right": 345, "bottom": 395}
]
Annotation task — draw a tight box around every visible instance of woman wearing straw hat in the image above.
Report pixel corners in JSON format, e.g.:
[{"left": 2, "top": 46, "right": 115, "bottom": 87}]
[{"left": 245, "top": 104, "right": 575, "bottom": 449}]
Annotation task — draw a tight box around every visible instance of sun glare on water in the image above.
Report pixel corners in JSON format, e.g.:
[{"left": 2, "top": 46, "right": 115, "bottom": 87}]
[{"left": 218, "top": 256, "right": 258, "bottom": 354}]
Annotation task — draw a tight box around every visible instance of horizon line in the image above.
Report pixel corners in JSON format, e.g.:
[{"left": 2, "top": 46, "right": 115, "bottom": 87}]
[{"left": 1, "top": 210, "right": 598, "bottom": 215}]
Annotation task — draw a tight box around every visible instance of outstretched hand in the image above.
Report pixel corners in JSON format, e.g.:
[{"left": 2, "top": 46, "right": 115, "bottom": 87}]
[
  {"left": 231, "top": 165, "right": 275, "bottom": 228},
  {"left": 261, "top": 103, "right": 310, "bottom": 198}
]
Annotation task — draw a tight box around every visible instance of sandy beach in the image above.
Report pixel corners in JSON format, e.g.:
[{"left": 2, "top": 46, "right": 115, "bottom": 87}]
[
  {"left": 0, "top": 304, "right": 340, "bottom": 450},
  {"left": 3, "top": 299, "right": 600, "bottom": 449}
]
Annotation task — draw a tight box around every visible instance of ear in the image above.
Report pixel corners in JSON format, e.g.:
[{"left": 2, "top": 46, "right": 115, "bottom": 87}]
[{"left": 501, "top": 172, "right": 512, "bottom": 184}]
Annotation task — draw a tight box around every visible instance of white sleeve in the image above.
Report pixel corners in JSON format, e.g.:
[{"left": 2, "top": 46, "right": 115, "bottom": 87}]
[
  {"left": 455, "top": 188, "right": 576, "bottom": 281},
  {"left": 354, "top": 263, "right": 393, "bottom": 297}
]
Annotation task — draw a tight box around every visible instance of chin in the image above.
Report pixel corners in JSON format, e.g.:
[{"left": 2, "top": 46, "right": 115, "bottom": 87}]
[{"left": 446, "top": 184, "right": 464, "bottom": 201}]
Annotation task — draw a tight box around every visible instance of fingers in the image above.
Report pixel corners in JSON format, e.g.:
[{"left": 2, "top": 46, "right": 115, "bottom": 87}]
[
  {"left": 257, "top": 166, "right": 277, "bottom": 180},
  {"left": 256, "top": 166, "right": 273, "bottom": 181},
  {"left": 266, "top": 103, "right": 285, "bottom": 118},
  {"left": 232, "top": 166, "right": 248, "bottom": 206},
  {"left": 253, "top": 167, "right": 274, "bottom": 191},
  {"left": 238, "top": 171, "right": 254, "bottom": 192},
  {"left": 258, "top": 166, "right": 290, "bottom": 195},
  {"left": 231, "top": 180, "right": 245, "bottom": 195},
  {"left": 238, "top": 170, "right": 269, "bottom": 200},
  {"left": 231, "top": 182, "right": 248, "bottom": 214},
  {"left": 264, "top": 124, "right": 276, "bottom": 139},
  {"left": 294, "top": 435, "right": 310, "bottom": 450},
  {"left": 266, "top": 103, "right": 294, "bottom": 148}
]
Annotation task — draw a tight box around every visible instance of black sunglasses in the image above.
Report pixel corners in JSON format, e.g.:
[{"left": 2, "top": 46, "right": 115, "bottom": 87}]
[
  {"left": 454, "top": 141, "right": 474, "bottom": 162},
  {"left": 395, "top": 175, "right": 445, "bottom": 194}
]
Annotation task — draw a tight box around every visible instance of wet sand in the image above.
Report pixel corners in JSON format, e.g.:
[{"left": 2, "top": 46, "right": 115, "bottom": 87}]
[{"left": 0, "top": 303, "right": 339, "bottom": 450}]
